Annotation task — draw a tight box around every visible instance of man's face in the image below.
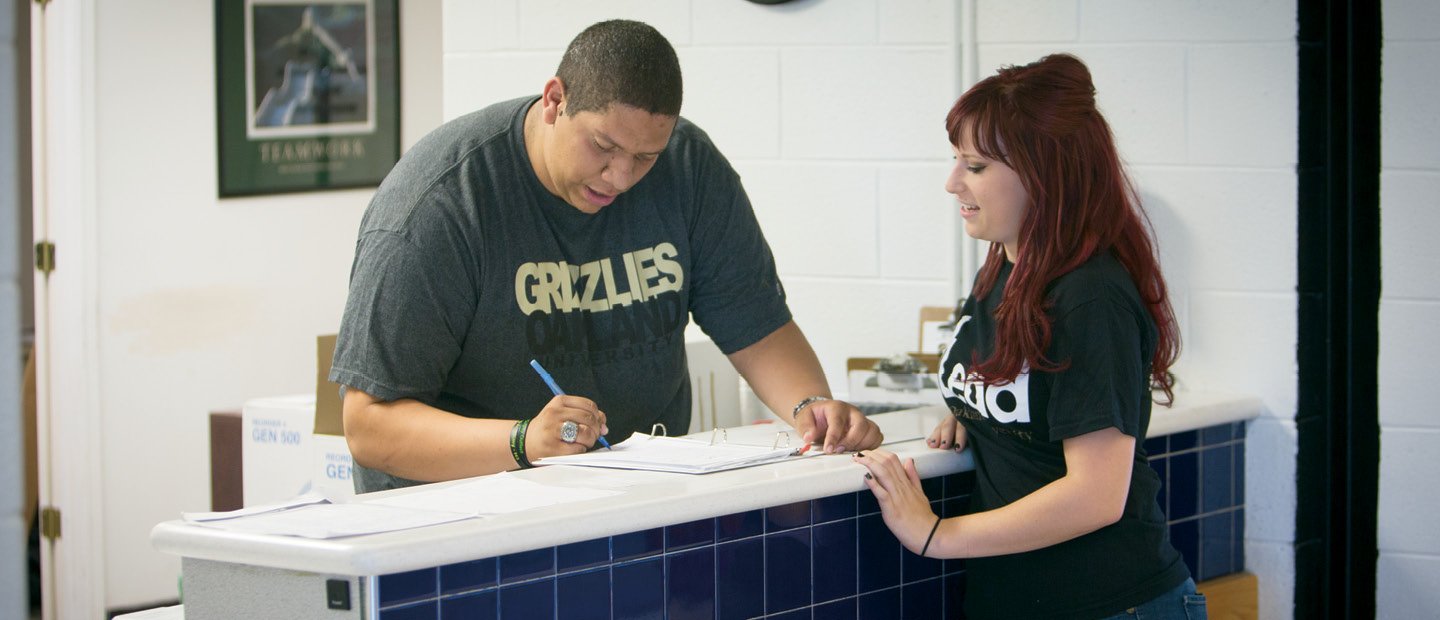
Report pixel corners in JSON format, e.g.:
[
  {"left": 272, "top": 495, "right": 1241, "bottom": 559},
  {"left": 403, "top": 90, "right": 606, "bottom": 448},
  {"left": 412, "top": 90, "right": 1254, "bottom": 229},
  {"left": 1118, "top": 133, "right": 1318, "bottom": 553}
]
[{"left": 543, "top": 102, "right": 677, "bottom": 214}]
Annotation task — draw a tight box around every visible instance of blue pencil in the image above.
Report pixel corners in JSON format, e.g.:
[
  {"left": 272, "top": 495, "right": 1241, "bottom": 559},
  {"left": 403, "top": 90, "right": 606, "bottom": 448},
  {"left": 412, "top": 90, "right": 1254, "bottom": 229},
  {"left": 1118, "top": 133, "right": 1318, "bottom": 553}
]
[{"left": 529, "top": 359, "right": 612, "bottom": 450}]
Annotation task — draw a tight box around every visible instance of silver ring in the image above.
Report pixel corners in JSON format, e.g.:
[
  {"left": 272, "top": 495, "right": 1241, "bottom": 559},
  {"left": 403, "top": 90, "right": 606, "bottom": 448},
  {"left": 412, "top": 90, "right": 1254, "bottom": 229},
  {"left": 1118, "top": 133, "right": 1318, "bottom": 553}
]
[{"left": 560, "top": 420, "right": 578, "bottom": 444}]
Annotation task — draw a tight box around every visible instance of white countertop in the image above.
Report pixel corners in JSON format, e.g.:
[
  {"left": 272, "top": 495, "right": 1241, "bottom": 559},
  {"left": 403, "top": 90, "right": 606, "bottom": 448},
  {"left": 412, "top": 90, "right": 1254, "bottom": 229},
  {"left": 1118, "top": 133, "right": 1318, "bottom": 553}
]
[{"left": 152, "top": 390, "right": 1261, "bottom": 576}]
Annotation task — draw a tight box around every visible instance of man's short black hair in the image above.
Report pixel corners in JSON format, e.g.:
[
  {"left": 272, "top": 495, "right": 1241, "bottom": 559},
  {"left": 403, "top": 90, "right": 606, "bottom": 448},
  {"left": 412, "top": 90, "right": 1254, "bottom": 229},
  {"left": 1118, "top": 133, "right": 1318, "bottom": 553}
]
[{"left": 556, "top": 20, "right": 682, "bottom": 117}]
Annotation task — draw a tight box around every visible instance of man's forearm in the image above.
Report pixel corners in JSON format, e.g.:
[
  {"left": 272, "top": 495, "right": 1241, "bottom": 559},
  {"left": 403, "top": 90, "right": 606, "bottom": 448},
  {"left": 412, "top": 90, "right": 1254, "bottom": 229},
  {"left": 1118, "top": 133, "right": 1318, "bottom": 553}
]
[
  {"left": 726, "top": 320, "right": 831, "bottom": 424},
  {"left": 342, "top": 390, "right": 520, "bottom": 482}
]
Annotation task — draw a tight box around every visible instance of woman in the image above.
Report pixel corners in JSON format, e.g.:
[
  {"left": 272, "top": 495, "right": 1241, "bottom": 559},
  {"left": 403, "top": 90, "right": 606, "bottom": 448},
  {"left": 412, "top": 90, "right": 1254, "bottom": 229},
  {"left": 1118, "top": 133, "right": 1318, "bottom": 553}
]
[{"left": 852, "top": 54, "right": 1205, "bottom": 619}]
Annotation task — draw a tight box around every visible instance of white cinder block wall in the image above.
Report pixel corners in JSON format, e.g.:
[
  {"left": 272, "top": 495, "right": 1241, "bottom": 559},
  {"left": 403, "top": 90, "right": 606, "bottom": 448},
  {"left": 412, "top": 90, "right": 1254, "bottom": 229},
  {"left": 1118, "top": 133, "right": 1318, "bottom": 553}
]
[
  {"left": 441, "top": 0, "right": 963, "bottom": 395},
  {"left": 1378, "top": 0, "right": 1440, "bottom": 617},
  {"left": 442, "top": 0, "right": 1300, "bottom": 616}
]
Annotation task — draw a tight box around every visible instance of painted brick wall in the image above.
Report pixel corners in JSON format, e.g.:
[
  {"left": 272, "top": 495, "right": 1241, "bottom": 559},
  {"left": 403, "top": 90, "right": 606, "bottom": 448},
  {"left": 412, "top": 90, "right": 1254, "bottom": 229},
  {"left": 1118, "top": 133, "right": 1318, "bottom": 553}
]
[
  {"left": 440, "top": 0, "right": 1299, "bottom": 616},
  {"left": 1378, "top": 0, "right": 1440, "bottom": 616}
]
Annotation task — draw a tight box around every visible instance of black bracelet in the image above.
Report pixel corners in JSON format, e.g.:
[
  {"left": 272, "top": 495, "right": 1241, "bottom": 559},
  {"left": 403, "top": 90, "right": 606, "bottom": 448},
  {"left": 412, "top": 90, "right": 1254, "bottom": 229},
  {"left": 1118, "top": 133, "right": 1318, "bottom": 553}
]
[
  {"left": 509, "top": 418, "right": 534, "bottom": 469},
  {"left": 920, "top": 515, "right": 942, "bottom": 558}
]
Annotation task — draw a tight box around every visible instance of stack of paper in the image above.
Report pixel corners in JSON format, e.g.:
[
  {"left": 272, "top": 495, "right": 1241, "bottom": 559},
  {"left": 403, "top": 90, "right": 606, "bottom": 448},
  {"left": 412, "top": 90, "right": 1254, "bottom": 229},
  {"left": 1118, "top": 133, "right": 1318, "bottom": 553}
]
[
  {"left": 364, "top": 474, "right": 621, "bottom": 515},
  {"left": 534, "top": 433, "right": 798, "bottom": 474},
  {"left": 182, "top": 473, "right": 622, "bottom": 538},
  {"left": 182, "top": 492, "right": 474, "bottom": 539}
]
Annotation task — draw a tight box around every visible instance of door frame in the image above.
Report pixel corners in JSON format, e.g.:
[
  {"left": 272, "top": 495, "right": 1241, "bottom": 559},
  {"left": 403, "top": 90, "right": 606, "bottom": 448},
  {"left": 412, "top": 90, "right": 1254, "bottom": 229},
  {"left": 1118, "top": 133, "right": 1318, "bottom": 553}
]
[{"left": 31, "top": 0, "right": 106, "bottom": 617}]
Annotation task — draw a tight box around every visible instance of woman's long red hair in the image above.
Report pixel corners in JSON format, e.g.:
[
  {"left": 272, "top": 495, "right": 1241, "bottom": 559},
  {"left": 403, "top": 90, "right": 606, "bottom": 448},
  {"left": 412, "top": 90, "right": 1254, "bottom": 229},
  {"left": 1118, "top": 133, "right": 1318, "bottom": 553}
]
[{"left": 947, "top": 54, "right": 1179, "bottom": 403}]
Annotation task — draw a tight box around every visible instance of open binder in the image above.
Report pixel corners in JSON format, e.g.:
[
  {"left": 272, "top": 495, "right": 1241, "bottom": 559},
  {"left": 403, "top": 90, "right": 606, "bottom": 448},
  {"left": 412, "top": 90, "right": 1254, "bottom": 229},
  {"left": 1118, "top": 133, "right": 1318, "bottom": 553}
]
[{"left": 533, "top": 427, "right": 802, "bottom": 474}]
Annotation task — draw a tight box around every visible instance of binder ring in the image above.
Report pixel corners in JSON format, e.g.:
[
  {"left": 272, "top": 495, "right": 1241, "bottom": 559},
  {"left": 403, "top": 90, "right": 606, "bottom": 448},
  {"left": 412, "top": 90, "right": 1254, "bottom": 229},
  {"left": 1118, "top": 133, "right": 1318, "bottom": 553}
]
[
  {"left": 650, "top": 423, "right": 668, "bottom": 438},
  {"left": 772, "top": 432, "right": 792, "bottom": 450}
]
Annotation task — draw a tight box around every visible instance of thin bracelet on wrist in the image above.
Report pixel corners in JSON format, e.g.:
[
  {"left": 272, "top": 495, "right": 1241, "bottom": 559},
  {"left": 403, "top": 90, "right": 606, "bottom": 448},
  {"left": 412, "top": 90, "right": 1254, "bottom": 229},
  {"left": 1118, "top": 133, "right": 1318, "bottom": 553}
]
[
  {"left": 509, "top": 418, "right": 534, "bottom": 469},
  {"left": 920, "top": 515, "right": 942, "bottom": 557},
  {"left": 791, "top": 395, "right": 829, "bottom": 419}
]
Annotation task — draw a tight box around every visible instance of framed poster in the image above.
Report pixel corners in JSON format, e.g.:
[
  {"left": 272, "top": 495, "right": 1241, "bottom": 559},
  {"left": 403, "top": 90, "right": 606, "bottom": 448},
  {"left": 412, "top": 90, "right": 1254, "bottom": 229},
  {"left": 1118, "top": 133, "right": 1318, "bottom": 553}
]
[{"left": 215, "top": 0, "right": 400, "bottom": 196}]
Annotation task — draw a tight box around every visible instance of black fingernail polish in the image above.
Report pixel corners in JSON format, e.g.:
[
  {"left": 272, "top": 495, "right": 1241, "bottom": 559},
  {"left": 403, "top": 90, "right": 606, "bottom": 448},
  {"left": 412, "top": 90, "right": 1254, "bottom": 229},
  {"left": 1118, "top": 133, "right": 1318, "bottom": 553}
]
[
  {"left": 864, "top": 473, "right": 872, "bottom": 480},
  {"left": 857, "top": 452, "right": 865, "bottom": 457}
]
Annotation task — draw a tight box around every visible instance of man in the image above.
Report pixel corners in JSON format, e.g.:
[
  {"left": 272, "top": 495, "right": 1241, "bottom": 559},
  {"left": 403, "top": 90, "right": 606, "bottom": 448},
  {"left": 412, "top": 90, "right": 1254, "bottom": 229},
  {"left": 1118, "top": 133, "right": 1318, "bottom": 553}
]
[{"left": 331, "top": 19, "right": 883, "bottom": 493}]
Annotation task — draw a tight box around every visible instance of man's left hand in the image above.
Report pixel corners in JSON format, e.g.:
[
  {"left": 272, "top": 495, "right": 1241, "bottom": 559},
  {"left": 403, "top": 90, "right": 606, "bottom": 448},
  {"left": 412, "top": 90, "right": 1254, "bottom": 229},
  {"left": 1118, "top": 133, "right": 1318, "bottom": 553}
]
[{"left": 794, "top": 399, "right": 884, "bottom": 454}]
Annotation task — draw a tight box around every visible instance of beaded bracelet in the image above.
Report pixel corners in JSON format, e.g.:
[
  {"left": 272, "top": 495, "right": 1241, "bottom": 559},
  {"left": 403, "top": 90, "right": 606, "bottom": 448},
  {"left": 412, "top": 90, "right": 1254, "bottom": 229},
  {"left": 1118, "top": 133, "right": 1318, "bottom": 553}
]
[
  {"left": 920, "top": 515, "right": 942, "bottom": 557},
  {"left": 791, "top": 395, "right": 829, "bottom": 419},
  {"left": 509, "top": 418, "right": 534, "bottom": 469}
]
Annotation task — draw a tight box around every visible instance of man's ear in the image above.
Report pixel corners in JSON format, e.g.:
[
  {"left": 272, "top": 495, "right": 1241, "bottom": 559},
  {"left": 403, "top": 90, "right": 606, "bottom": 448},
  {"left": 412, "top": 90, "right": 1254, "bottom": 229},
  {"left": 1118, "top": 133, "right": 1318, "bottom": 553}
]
[{"left": 540, "top": 77, "right": 566, "bottom": 124}]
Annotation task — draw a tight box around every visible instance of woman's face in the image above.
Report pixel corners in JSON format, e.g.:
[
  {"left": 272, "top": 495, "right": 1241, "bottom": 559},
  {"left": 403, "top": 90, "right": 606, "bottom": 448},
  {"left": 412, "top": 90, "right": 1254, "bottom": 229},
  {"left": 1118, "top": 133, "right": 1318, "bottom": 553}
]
[{"left": 945, "top": 134, "right": 1029, "bottom": 261}]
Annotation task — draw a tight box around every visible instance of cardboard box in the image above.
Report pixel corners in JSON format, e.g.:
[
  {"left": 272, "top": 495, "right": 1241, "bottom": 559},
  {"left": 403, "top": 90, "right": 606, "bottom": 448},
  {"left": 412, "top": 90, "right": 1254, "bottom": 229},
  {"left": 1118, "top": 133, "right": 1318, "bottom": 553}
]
[
  {"left": 311, "top": 433, "right": 356, "bottom": 499},
  {"left": 844, "top": 355, "right": 946, "bottom": 409},
  {"left": 236, "top": 336, "right": 358, "bottom": 505},
  {"left": 240, "top": 393, "right": 356, "bottom": 504},
  {"left": 918, "top": 305, "right": 955, "bottom": 357},
  {"left": 241, "top": 395, "right": 317, "bottom": 506},
  {"left": 315, "top": 333, "right": 343, "bottom": 436},
  {"left": 313, "top": 333, "right": 355, "bottom": 499},
  {"left": 841, "top": 305, "right": 955, "bottom": 409},
  {"left": 1197, "top": 571, "right": 1258, "bottom": 620}
]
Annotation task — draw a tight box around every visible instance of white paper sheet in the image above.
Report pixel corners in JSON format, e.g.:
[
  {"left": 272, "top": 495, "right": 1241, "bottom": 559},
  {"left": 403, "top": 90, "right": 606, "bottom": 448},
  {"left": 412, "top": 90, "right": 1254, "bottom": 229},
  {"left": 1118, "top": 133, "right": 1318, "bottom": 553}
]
[
  {"left": 533, "top": 433, "right": 798, "bottom": 474},
  {"left": 182, "top": 492, "right": 330, "bottom": 522},
  {"left": 190, "top": 502, "right": 476, "bottom": 539},
  {"left": 364, "top": 472, "right": 621, "bottom": 515},
  {"left": 180, "top": 472, "right": 624, "bottom": 538}
]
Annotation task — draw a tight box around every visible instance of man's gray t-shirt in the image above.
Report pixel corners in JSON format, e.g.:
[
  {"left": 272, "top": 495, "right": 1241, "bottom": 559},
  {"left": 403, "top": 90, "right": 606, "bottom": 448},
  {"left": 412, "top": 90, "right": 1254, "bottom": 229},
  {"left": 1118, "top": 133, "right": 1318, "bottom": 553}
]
[{"left": 330, "top": 96, "right": 792, "bottom": 492}]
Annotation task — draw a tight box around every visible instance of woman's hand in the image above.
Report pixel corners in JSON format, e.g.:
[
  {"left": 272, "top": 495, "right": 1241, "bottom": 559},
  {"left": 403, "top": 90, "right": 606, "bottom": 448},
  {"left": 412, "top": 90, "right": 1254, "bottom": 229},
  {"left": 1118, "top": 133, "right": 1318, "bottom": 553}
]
[
  {"left": 526, "top": 395, "right": 609, "bottom": 459},
  {"left": 853, "top": 450, "right": 941, "bottom": 555},
  {"left": 927, "top": 414, "right": 968, "bottom": 452}
]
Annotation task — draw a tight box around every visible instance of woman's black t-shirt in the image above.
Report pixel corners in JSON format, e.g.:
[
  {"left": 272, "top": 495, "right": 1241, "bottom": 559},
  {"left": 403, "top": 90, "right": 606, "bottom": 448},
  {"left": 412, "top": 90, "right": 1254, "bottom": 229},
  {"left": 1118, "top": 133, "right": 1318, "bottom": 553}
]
[{"left": 940, "top": 252, "right": 1189, "bottom": 620}]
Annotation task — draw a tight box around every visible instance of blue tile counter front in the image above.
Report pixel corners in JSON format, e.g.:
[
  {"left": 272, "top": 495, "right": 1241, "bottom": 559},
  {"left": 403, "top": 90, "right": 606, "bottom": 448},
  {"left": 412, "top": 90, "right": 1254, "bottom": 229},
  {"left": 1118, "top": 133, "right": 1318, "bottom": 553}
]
[
  {"left": 1145, "top": 421, "right": 1248, "bottom": 583},
  {"left": 153, "top": 393, "right": 1262, "bottom": 619},
  {"left": 376, "top": 421, "right": 1247, "bottom": 619},
  {"left": 377, "top": 473, "right": 974, "bottom": 620}
]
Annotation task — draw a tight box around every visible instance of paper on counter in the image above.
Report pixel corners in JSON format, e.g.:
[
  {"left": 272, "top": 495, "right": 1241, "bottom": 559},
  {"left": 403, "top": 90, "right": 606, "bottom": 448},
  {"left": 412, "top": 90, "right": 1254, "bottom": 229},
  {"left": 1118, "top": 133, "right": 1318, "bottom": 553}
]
[
  {"left": 534, "top": 432, "right": 797, "bottom": 474},
  {"left": 364, "top": 472, "right": 621, "bottom": 515},
  {"left": 189, "top": 502, "right": 476, "bottom": 539},
  {"left": 111, "top": 604, "right": 185, "bottom": 620},
  {"left": 182, "top": 492, "right": 331, "bottom": 522},
  {"left": 180, "top": 472, "right": 622, "bottom": 538}
]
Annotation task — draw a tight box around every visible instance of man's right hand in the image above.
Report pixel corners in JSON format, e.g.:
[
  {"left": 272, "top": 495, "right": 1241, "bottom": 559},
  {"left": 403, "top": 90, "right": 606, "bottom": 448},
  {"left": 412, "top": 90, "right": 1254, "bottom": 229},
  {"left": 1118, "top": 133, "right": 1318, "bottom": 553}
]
[{"left": 524, "top": 395, "right": 609, "bottom": 460}]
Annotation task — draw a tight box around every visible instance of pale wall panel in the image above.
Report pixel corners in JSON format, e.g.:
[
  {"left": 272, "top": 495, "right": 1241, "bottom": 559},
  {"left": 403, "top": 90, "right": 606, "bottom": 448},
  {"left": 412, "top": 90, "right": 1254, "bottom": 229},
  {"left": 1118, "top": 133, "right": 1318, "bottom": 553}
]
[
  {"left": 781, "top": 48, "right": 952, "bottom": 160},
  {"left": 693, "top": 0, "right": 876, "bottom": 46},
  {"left": 518, "top": 0, "right": 691, "bottom": 49},
  {"left": 1377, "top": 428, "right": 1440, "bottom": 554},
  {"left": 739, "top": 162, "right": 879, "bottom": 278},
  {"left": 976, "top": 0, "right": 1078, "bottom": 43},
  {"left": 676, "top": 48, "right": 781, "bottom": 160},
  {"left": 1081, "top": 0, "right": 1294, "bottom": 42},
  {"left": 1379, "top": 172, "right": 1440, "bottom": 300},
  {"left": 1188, "top": 44, "right": 1297, "bottom": 167}
]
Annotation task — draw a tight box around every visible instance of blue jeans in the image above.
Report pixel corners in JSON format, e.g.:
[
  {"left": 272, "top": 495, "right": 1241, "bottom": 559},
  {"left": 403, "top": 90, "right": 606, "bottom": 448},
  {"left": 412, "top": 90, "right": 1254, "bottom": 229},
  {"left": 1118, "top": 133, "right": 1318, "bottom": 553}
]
[{"left": 1098, "top": 578, "right": 1207, "bottom": 620}]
